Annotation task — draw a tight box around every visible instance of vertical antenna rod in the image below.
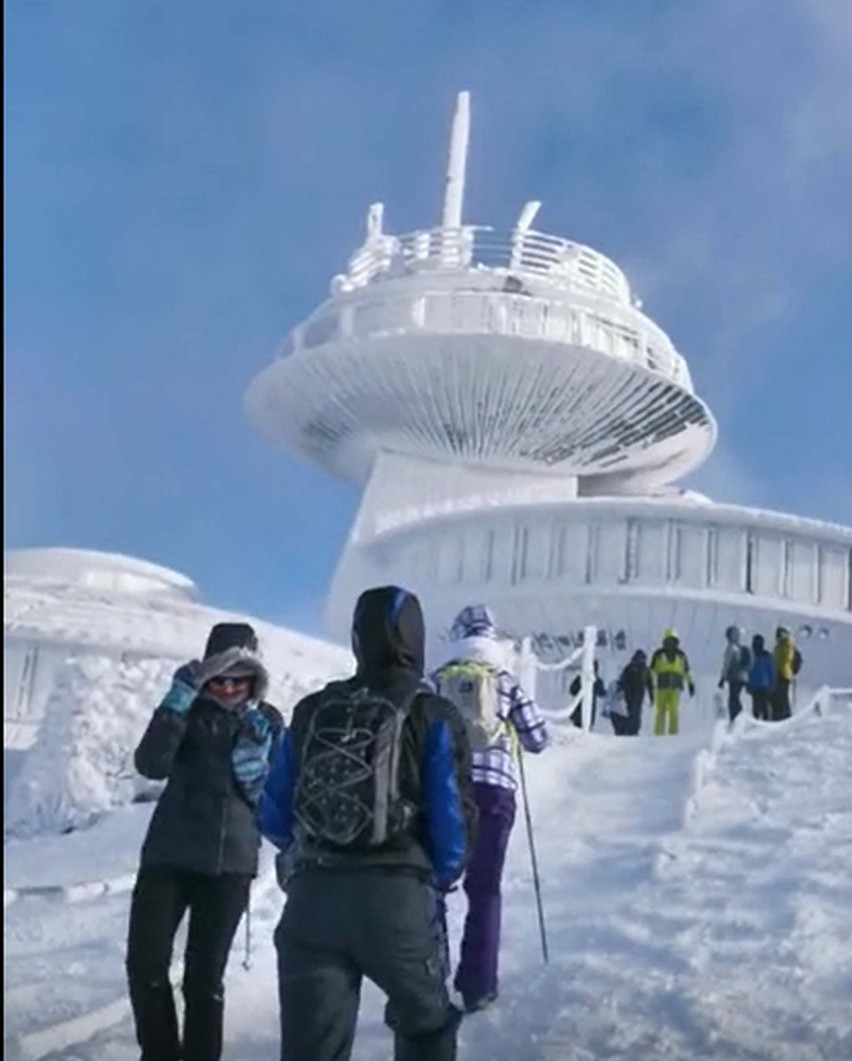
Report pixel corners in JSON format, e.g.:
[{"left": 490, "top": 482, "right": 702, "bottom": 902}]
[{"left": 441, "top": 90, "right": 471, "bottom": 230}]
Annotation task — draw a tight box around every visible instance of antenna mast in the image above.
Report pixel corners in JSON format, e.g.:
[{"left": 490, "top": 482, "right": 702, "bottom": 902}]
[{"left": 441, "top": 91, "right": 471, "bottom": 230}]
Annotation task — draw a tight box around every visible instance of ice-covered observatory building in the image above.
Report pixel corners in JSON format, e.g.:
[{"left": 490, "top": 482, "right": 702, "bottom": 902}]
[
  {"left": 3, "top": 548, "right": 203, "bottom": 749},
  {"left": 246, "top": 92, "right": 852, "bottom": 704}
]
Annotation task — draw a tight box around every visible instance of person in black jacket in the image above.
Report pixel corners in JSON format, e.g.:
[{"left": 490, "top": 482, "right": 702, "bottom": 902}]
[
  {"left": 127, "top": 622, "right": 283, "bottom": 1061},
  {"left": 617, "top": 650, "right": 654, "bottom": 735},
  {"left": 260, "top": 585, "right": 477, "bottom": 1061}
]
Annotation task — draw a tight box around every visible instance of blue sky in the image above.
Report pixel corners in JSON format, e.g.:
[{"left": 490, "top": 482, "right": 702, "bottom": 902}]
[{"left": 5, "top": 0, "right": 852, "bottom": 638}]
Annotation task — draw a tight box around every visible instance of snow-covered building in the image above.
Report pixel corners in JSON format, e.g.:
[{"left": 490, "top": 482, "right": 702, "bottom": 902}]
[
  {"left": 245, "top": 92, "right": 852, "bottom": 702},
  {"left": 4, "top": 549, "right": 200, "bottom": 750}
]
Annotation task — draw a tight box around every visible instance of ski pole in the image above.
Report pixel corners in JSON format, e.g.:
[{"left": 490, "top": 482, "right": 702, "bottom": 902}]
[
  {"left": 516, "top": 743, "right": 549, "bottom": 964},
  {"left": 242, "top": 890, "right": 252, "bottom": 971}
]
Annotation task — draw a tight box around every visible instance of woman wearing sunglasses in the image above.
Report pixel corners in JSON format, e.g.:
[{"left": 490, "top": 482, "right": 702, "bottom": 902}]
[{"left": 126, "top": 622, "right": 283, "bottom": 1061}]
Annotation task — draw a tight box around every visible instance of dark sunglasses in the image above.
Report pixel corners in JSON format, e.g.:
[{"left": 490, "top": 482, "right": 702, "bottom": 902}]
[{"left": 207, "top": 674, "right": 252, "bottom": 689}]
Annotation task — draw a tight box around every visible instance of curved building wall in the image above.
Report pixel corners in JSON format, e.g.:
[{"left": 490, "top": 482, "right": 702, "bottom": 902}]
[
  {"left": 327, "top": 496, "right": 852, "bottom": 710},
  {"left": 373, "top": 504, "right": 851, "bottom": 616}
]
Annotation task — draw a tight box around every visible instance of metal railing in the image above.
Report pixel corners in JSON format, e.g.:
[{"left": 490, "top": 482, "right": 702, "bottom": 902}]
[{"left": 333, "top": 226, "right": 632, "bottom": 305}]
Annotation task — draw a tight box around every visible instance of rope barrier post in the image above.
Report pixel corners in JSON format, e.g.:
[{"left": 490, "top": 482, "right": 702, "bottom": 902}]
[{"left": 581, "top": 625, "right": 597, "bottom": 732}]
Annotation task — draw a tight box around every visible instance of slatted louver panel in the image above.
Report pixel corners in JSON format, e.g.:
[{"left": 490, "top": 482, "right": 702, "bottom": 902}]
[
  {"left": 787, "top": 539, "right": 818, "bottom": 604},
  {"left": 594, "top": 521, "right": 628, "bottom": 585},
  {"left": 753, "top": 534, "right": 785, "bottom": 599},
  {"left": 673, "top": 524, "right": 708, "bottom": 588},
  {"left": 461, "top": 526, "right": 492, "bottom": 586},
  {"left": 517, "top": 520, "right": 550, "bottom": 582},
  {"left": 553, "top": 522, "right": 590, "bottom": 586},
  {"left": 633, "top": 521, "right": 670, "bottom": 584},
  {"left": 712, "top": 527, "right": 747, "bottom": 592},
  {"left": 819, "top": 546, "right": 850, "bottom": 610},
  {"left": 436, "top": 534, "right": 464, "bottom": 586}
]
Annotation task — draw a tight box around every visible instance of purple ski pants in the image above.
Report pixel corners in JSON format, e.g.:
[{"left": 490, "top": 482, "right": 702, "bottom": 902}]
[{"left": 454, "top": 782, "right": 516, "bottom": 1003}]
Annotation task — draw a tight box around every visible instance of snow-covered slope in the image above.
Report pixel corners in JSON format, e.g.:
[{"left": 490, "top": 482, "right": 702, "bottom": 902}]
[{"left": 5, "top": 699, "right": 851, "bottom": 1060}]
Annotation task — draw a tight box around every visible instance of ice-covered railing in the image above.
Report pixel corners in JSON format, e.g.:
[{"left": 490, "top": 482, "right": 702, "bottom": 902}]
[
  {"left": 332, "top": 226, "right": 632, "bottom": 306},
  {"left": 286, "top": 280, "right": 693, "bottom": 390},
  {"left": 803, "top": 685, "right": 852, "bottom": 717},
  {"left": 515, "top": 626, "right": 599, "bottom": 732}
]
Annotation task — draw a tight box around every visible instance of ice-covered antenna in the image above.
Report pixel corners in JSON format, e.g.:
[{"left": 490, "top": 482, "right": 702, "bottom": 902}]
[
  {"left": 365, "top": 202, "right": 384, "bottom": 241},
  {"left": 441, "top": 90, "right": 471, "bottom": 230},
  {"left": 515, "top": 200, "right": 542, "bottom": 233},
  {"left": 511, "top": 200, "right": 542, "bottom": 269}
]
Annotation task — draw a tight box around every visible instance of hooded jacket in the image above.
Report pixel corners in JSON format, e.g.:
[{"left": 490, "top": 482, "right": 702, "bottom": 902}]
[
  {"left": 135, "top": 623, "right": 283, "bottom": 877},
  {"left": 259, "top": 586, "right": 477, "bottom": 888},
  {"left": 618, "top": 654, "right": 654, "bottom": 705}
]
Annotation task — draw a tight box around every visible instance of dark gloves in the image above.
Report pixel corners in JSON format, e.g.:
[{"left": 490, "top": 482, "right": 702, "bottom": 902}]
[
  {"left": 160, "top": 661, "right": 202, "bottom": 714},
  {"left": 689, "top": 682, "right": 696, "bottom": 697},
  {"left": 275, "top": 848, "right": 295, "bottom": 892}
]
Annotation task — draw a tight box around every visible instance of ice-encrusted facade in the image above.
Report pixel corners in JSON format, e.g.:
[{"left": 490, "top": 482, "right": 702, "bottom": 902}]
[
  {"left": 3, "top": 549, "right": 201, "bottom": 749},
  {"left": 246, "top": 92, "right": 852, "bottom": 704}
]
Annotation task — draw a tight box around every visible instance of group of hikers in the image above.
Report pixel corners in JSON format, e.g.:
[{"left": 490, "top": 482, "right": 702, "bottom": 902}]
[
  {"left": 569, "top": 626, "right": 695, "bottom": 737},
  {"left": 570, "top": 624, "right": 803, "bottom": 738},
  {"left": 127, "top": 590, "right": 547, "bottom": 1061},
  {"left": 125, "top": 592, "right": 805, "bottom": 1060},
  {"left": 717, "top": 624, "right": 802, "bottom": 724}
]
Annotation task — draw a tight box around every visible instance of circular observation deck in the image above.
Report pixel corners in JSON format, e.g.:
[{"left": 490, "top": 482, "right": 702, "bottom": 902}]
[{"left": 246, "top": 225, "right": 716, "bottom": 487}]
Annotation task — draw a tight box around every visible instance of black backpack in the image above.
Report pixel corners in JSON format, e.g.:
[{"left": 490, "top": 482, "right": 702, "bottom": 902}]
[
  {"left": 792, "top": 647, "right": 803, "bottom": 676},
  {"left": 738, "top": 645, "right": 752, "bottom": 672},
  {"left": 293, "top": 682, "right": 422, "bottom": 849}
]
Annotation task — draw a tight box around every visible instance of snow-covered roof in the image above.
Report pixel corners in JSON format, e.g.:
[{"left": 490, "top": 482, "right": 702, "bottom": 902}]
[
  {"left": 3, "top": 548, "right": 352, "bottom": 671},
  {"left": 4, "top": 548, "right": 197, "bottom": 598}
]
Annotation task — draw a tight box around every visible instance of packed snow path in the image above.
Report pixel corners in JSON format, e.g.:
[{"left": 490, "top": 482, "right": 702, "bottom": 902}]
[{"left": 6, "top": 706, "right": 852, "bottom": 1059}]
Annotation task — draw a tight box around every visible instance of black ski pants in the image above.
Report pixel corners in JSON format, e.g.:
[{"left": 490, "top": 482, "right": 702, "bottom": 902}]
[
  {"left": 276, "top": 868, "right": 460, "bottom": 1061},
  {"left": 726, "top": 680, "right": 745, "bottom": 724},
  {"left": 751, "top": 689, "right": 771, "bottom": 721},
  {"left": 625, "top": 696, "right": 644, "bottom": 736},
  {"left": 126, "top": 864, "right": 251, "bottom": 1061},
  {"left": 772, "top": 679, "right": 792, "bottom": 721}
]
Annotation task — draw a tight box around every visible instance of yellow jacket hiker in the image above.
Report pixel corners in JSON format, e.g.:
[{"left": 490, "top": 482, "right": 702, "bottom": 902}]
[
  {"left": 773, "top": 627, "right": 796, "bottom": 682},
  {"left": 649, "top": 628, "right": 695, "bottom": 736}
]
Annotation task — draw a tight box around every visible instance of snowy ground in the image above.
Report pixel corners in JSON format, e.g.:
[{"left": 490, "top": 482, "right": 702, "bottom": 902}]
[{"left": 5, "top": 697, "right": 852, "bottom": 1060}]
